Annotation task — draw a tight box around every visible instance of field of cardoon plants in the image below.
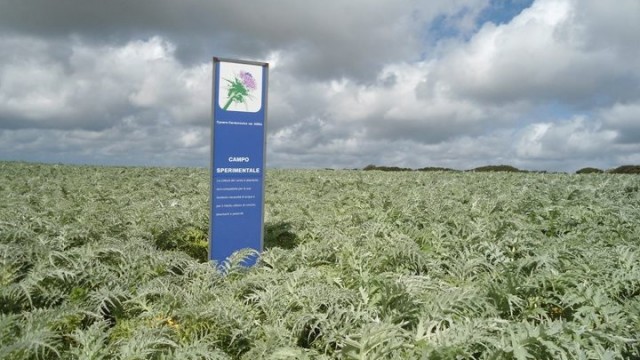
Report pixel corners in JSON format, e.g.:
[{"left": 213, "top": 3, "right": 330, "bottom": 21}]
[{"left": 1, "top": 161, "right": 639, "bottom": 359}]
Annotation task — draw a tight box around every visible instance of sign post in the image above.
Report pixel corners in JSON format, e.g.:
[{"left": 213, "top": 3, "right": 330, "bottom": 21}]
[{"left": 210, "top": 57, "right": 268, "bottom": 265}]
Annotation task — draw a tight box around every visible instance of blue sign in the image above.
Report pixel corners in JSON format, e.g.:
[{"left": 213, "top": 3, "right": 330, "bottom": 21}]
[{"left": 210, "top": 58, "right": 268, "bottom": 266}]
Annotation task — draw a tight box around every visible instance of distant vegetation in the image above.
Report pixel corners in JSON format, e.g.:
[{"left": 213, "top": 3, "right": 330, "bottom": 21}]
[
  {"left": 363, "top": 164, "right": 412, "bottom": 172},
  {"left": 576, "top": 166, "right": 640, "bottom": 174},
  {"left": 416, "top": 166, "right": 459, "bottom": 172},
  {"left": 470, "top": 165, "right": 523, "bottom": 173},
  {"left": 576, "top": 167, "right": 604, "bottom": 174},
  {"left": 363, "top": 164, "right": 640, "bottom": 174},
  {"left": 608, "top": 165, "right": 640, "bottom": 174}
]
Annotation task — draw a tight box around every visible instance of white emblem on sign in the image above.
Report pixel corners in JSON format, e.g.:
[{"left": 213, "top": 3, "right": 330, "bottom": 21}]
[{"left": 219, "top": 62, "right": 262, "bottom": 113}]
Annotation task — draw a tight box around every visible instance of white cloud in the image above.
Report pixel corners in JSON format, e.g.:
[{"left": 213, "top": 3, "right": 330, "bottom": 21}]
[
  {"left": 600, "top": 102, "right": 640, "bottom": 144},
  {"left": 0, "top": 36, "right": 209, "bottom": 130},
  {"left": 515, "top": 116, "right": 617, "bottom": 160},
  {"left": 0, "top": 0, "right": 639, "bottom": 171},
  {"left": 429, "top": 0, "right": 640, "bottom": 106}
]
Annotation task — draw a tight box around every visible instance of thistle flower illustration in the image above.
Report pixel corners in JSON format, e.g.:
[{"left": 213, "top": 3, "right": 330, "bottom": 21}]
[{"left": 222, "top": 71, "right": 257, "bottom": 110}]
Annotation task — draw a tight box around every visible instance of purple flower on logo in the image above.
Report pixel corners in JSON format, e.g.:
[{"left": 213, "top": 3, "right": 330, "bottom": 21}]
[
  {"left": 222, "top": 70, "right": 258, "bottom": 110},
  {"left": 239, "top": 71, "right": 256, "bottom": 90}
]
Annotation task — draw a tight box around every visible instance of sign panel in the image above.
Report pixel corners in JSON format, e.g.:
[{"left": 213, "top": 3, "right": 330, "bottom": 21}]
[{"left": 210, "top": 57, "right": 268, "bottom": 266}]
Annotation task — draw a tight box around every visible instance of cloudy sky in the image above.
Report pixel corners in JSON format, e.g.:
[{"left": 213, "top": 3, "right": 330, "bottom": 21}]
[{"left": 1, "top": 0, "right": 639, "bottom": 172}]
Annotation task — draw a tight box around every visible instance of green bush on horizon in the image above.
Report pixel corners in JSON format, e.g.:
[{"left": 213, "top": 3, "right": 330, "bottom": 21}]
[
  {"left": 576, "top": 167, "right": 604, "bottom": 174},
  {"left": 608, "top": 165, "right": 640, "bottom": 174}
]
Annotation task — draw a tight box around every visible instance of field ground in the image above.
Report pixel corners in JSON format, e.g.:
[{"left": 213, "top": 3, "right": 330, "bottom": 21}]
[{"left": 1, "top": 161, "right": 639, "bottom": 359}]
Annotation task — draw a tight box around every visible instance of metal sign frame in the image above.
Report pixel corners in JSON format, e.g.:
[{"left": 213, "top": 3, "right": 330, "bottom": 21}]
[{"left": 210, "top": 57, "right": 268, "bottom": 266}]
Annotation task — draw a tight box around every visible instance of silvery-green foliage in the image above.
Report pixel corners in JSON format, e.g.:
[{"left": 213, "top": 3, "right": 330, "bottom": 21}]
[
  {"left": 67, "top": 320, "right": 111, "bottom": 359},
  {"left": 116, "top": 326, "right": 177, "bottom": 359},
  {"left": 1, "top": 162, "right": 639, "bottom": 358},
  {"left": 0, "top": 309, "right": 61, "bottom": 359}
]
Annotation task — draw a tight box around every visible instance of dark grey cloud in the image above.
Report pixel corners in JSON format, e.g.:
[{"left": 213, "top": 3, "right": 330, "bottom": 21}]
[
  {"left": 601, "top": 103, "right": 640, "bottom": 144},
  {"left": 0, "top": 0, "right": 476, "bottom": 81},
  {"left": 0, "top": 119, "right": 209, "bottom": 167},
  {"left": 570, "top": 0, "right": 640, "bottom": 59},
  {"left": 365, "top": 115, "right": 484, "bottom": 144}
]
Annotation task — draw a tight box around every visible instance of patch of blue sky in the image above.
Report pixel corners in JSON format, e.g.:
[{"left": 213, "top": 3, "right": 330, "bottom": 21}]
[
  {"left": 476, "top": 0, "right": 535, "bottom": 26},
  {"left": 428, "top": 13, "right": 463, "bottom": 39},
  {"left": 427, "top": 0, "right": 534, "bottom": 41}
]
